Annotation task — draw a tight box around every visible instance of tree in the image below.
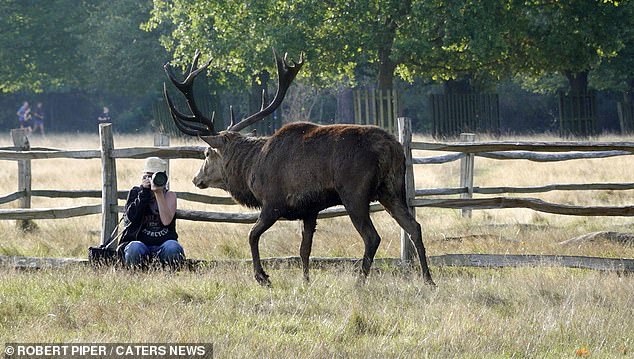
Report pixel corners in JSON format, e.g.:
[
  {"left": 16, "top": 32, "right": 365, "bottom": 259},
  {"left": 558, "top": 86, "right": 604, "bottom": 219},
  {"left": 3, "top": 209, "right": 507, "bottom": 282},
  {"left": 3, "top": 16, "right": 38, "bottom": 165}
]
[
  {"left": 396, "top": 0, "right": 519, "bottom": 92},
  {"left": 146, "top": 0, "right": 430, "bottom": 91},
  {"left": 0, "top": 0, "right": 172, "bottom": 131},
  {"left": 0, "top": 0, "right": 85, "bottom": 92},
  {"left": 76, "top": 1, "right": 169, "bottom": 98},
  {"left": 305, "top": 0, "right": 516, "bottom": 91},
  {"left": 590, "top": 1, "right": 634, "bottom": 97},
  {"left": 515, "top": 0, "right": 630, "bottom": 94},
  {"left": 0, "top": 0, "right": 167, "bottom": 96}
]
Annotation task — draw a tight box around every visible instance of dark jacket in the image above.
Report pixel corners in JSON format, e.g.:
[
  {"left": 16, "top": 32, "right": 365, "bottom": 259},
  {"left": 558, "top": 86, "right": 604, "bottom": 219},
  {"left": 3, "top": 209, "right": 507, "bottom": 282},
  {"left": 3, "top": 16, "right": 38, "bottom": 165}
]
[{"left": 116, "top": 186, "right": 176, "bottom": 254}]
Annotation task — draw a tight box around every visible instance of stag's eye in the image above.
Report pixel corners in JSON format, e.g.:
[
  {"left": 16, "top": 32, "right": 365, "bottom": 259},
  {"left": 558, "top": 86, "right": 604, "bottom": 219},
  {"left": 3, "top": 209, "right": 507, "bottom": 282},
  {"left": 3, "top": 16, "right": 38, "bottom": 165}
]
[{"left": 204, "top": 148, "right": 211, "bottom": 157}]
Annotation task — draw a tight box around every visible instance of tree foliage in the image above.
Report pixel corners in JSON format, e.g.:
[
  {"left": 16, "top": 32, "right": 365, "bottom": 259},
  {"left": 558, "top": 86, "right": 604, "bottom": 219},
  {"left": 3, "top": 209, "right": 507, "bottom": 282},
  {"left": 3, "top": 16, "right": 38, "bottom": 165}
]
[
  {"left": 0, "top": 0, "right": 167, "bottom": 97},
  {"left": 76, "top": 1, "right": 168, "bottom": 97},
  {"left": 0, "top": 0, "right": 85, "bottom": 92},
  {"left": 514, "top": 0, "right": 633, "bottom": 93},
  {"left": 145, "top": 0, "right": 633, "bottom": 93},
  {"left": 1, "top": 0, "right": 633, "bottom": 98}
]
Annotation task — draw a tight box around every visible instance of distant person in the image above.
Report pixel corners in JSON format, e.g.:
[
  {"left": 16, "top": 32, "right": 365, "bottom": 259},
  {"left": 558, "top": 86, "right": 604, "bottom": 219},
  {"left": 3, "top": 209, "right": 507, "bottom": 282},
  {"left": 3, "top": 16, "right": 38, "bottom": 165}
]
[
  {"left": 31, "top": 102, "right": 45, "bottom": 136},
  {"left": 16, "top": 101, "right": 32, "bottom": 131},
  {"left": 97, "top": 106, "right": 111, "bottom": 125}
]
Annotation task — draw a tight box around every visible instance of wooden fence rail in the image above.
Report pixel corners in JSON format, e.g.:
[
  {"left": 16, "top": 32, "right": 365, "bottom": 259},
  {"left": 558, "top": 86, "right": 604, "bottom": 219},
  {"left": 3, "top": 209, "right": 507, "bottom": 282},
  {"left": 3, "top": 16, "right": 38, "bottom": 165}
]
[
  {"left": 416, "top": 183, "right": 634, "bottom": 196},
  {"left": 413, "top": 141, "right": 634, "bottom": 153},
  {"left": 411, "top": 197, "right": 634, "bottom": 216},
  {"left": 1, "top": 122, "right": 633, "bottom": 267},
  {"left": 412, "top": 150, "right": 632, "bottom": 164}
]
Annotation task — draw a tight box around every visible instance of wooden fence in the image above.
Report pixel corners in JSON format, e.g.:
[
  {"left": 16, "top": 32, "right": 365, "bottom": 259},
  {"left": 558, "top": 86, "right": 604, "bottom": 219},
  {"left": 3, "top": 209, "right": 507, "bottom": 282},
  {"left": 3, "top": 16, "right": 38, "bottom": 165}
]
[
  {"left": 429, "top": 93, "right": 500, "bottom": 138},
  {"left": 559, "top": 91, "right": 597, "bottom": 137},
  {"left": 1, "top": 122, "right": 634, "bottom": 271},
  {"left": 353, "top": 88, "right": 399, "bottom": 134}
]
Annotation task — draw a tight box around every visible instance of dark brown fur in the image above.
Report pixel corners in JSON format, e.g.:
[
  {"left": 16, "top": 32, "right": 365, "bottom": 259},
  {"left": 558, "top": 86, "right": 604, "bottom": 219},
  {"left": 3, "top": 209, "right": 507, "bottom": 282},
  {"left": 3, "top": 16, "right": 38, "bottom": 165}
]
[{"left": 195, "top": 121, "right": 435, "bottom": 286}]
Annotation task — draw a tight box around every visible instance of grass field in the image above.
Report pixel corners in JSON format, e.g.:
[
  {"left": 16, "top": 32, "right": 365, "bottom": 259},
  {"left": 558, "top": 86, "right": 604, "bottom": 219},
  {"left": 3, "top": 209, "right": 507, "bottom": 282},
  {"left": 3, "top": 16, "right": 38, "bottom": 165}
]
[{"left": 0, "top": 132, "right": 633, "bottom": 357}]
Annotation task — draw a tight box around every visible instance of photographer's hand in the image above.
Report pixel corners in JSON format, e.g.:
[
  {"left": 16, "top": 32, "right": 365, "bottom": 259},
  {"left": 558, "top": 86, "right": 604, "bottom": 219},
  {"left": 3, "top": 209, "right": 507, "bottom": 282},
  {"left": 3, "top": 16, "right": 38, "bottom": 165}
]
[
  {"left": 141, "top": 176, "right": 151, "bottom": 189},
  {"left": 151, "top": 182, "right": 164, "bottom": 193}
]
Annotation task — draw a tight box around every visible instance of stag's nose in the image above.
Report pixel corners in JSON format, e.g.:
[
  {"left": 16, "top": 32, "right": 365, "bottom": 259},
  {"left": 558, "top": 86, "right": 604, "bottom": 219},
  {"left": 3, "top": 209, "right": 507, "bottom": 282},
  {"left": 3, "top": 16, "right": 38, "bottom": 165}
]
[{"left": 192, "top": 176, "right": 206, "bottom": 189}]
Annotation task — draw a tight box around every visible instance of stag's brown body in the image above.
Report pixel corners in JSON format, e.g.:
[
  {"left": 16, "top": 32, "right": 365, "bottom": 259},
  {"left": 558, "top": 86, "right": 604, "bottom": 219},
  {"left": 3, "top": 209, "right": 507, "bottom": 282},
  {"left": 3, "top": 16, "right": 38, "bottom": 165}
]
[
  {"left": 164, "top": 50, "right": 434, "bottom": 286},
  {"left": 216, "top": 122, "right": 403, "bottom": 217}
]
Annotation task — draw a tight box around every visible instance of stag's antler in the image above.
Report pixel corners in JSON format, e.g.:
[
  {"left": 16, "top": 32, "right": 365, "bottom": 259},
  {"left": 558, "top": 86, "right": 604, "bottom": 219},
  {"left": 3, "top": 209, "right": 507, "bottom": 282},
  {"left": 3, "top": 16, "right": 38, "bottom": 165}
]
[
  {"left": 163, "top": 50, "right": 217, "bottom": 136},
  {"left": 228, "top": 49, "right": 304, "bottom": 132},
  {"left": 163, "top": 49, "right": 303, "bottom": 136}
]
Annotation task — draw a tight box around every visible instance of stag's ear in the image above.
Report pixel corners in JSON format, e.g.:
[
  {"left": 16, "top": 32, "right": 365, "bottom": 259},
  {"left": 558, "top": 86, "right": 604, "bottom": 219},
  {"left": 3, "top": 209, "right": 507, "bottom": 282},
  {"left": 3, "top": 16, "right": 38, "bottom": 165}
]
[{"left": 200, "top": 134, "right": 226, "bottom": 149}]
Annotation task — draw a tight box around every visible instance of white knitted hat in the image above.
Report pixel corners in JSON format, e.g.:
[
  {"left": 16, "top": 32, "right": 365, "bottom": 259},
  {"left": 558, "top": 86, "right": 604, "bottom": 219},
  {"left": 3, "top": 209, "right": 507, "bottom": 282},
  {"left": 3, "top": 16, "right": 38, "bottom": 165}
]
[{"left": 143, "top": 157, "right": 167, "bottom": 173}]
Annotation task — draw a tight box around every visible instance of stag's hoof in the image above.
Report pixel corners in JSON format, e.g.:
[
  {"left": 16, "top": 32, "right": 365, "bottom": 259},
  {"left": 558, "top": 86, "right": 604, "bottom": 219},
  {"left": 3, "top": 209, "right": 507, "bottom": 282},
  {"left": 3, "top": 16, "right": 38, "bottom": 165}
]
[
  {"left": 255, "top": 272, "right": 271, "bottom": 287},
  {"left": 355, "top": 275, "right": 367, "bottom": 287}
]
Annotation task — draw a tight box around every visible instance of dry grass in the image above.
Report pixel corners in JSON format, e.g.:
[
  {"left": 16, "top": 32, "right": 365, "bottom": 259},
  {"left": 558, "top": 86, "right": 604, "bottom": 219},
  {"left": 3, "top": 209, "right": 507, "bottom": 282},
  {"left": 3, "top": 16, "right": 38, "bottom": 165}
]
[
  {"left": 0, "top": 266, "right": 632, "bottom": 357},
  {"left": 0, "top": 132, "right": 633, "bottom": 357}
]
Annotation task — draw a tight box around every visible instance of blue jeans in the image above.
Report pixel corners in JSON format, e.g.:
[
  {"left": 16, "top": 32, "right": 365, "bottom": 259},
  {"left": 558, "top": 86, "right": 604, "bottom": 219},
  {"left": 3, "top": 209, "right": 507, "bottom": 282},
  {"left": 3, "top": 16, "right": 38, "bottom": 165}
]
[{"left": 123, "top": 240, "right": 185, "bottom": 268}]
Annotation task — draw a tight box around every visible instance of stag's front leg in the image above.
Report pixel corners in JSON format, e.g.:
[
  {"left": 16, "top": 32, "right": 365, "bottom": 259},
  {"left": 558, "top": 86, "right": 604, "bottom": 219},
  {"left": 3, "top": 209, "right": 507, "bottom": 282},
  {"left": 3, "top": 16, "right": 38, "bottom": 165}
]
[
  {"left": 249, "top": 210, "right": 278, "bottom": 286},
  {"left": 300, "top": 214, "right": 318, "bottom": 282}
]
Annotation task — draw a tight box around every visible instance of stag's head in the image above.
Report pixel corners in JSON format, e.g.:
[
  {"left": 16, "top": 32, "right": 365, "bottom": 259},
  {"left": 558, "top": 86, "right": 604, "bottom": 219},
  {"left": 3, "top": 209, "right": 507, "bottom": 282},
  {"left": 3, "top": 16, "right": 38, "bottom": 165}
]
[
  {"left": 163, "top": 49, "right": 303, "bottom": 189},
  {"left": 191, "top": 147, "right": 225, "bottom": 189}
]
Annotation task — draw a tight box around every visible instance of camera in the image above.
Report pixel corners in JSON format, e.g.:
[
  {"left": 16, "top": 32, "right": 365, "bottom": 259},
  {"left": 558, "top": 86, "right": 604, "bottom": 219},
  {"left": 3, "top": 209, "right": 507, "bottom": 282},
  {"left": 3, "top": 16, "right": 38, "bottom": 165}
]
[{"left": 151, "top": 172, "right": 168, "bottom": 187}]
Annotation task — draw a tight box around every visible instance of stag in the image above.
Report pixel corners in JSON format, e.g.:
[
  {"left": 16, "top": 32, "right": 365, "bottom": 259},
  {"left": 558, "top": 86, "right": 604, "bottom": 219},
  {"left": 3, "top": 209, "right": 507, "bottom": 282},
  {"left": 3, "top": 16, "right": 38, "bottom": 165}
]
[{"left": 164, "top": 50, "right": 434, "bottom": 286}]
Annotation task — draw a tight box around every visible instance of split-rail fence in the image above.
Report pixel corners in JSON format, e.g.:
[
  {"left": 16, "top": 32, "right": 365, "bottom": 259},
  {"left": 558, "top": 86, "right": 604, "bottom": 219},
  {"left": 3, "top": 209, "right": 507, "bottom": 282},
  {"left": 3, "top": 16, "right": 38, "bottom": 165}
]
[{"left": 1, "top": 121, "right": 633, "bottom": 271}]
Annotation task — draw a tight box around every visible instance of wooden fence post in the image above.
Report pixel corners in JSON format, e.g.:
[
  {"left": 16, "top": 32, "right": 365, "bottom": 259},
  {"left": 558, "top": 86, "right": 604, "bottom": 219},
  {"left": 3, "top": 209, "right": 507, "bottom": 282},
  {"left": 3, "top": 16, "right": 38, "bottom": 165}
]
[
  {"left": 459, "top": 133, "right": 476, "bottom": 218},
  {"left": 154, "top": 132, "right": 170, "bottom": 175},
  {"left": 100, "top": 124, "right": 118, "bottom": 247},
  {"left": 398, "top": 117, "right": 416, "bottom": 263},
  {"left": 11, "top": 129, "right": 36, "bottom": 230}
]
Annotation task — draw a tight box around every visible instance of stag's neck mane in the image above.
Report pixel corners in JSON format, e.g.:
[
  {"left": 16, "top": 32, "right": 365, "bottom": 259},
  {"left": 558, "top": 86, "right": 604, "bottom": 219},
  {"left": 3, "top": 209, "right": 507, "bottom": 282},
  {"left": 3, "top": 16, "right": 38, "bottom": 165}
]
[{"left": 221, "top": 134, "right": 268, "bottom": 209}]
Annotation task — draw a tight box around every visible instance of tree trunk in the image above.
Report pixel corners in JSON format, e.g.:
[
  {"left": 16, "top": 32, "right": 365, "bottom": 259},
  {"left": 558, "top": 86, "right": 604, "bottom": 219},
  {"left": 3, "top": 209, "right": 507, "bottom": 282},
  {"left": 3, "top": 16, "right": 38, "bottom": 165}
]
[
  {"left": 376, "top": 1, "right": 411, "bottom": 91},
  {"left": 335, "top": 87, "right": 354, "bottom": 124},
  {"left": 620, "top": 78, "right": 634, "bottom": 133},
  {"left": 623, "top": 78, "right": 634, "bottom": 104},
  {"left": 376, "top": 29, "right": 397, "bottom": 131},
  {"left": 377, "top": 48, "right": 396, "bottom": 90},
  {"left": 564, "top": 71, "right": 589, "bottom": 94},
  {"left": 376, "top": 17, "right": 398, "bottom": 91}
]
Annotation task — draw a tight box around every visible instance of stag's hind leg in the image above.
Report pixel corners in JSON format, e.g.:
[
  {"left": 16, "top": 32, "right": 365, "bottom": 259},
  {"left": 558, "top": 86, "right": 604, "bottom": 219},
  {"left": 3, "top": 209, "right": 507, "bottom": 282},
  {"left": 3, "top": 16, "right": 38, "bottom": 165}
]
[
  {"left": 340, "top": 198, "right": 382, "bottom": 281},
  {"left": 379, "top": 196, "right": 435, "bottom": 285},
  {"left": 300, "top": 214, "right": 318, "bottom": 282},
  {"left": 249, "top": 209, "right": 279, "bottom": 286}
]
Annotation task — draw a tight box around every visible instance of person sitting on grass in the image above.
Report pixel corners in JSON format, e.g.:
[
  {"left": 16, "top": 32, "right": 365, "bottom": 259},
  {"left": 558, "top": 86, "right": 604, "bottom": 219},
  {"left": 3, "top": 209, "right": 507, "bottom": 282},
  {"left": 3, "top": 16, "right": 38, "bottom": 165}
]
[{"left": 118, "top": 157, "right": 185, "bottom": 269}]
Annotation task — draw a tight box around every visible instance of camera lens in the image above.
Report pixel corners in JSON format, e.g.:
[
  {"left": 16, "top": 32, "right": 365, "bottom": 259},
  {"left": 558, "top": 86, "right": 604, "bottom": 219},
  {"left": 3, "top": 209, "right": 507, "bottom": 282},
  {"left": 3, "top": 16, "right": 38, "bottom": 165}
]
[{"left": 152, "top": 172, "right": 168, "bottom": 187}]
